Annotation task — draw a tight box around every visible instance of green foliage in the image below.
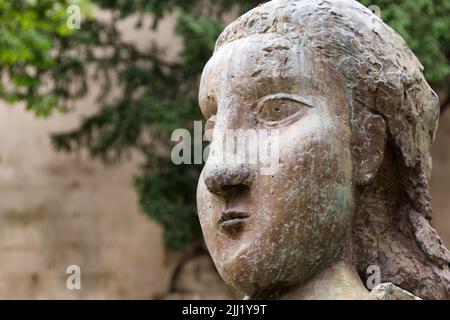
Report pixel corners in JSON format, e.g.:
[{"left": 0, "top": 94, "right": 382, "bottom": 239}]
[
  {"left": 0, "top": 0, "right": 94, "bottom": 116},
  {"left": 1, "top": 0, "right": 449, "bottom": 249}
]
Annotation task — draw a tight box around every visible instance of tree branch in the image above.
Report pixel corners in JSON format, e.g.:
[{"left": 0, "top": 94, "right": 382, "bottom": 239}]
[{"left": 168, "top": 241, "right": 208, "bottom": 293}]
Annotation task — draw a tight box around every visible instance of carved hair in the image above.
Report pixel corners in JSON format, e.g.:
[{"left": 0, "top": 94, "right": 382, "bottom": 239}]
[{"left": 215, "top": 0, "right": 450, "bottom": 299}]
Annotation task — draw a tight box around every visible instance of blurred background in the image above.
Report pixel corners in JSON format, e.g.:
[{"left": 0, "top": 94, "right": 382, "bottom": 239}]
[{"left": 0, "top": 0, "right": 448, "bottom": 299}]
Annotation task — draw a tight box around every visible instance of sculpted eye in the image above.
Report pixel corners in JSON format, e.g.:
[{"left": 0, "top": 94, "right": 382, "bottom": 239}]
[{"left": 256, "top": 95, "right": 312, "bottom": 125}]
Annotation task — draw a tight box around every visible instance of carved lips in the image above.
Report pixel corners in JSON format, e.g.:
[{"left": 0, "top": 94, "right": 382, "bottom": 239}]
[{"left": 218, "top": 210, "right": 250, "bottom": 232}]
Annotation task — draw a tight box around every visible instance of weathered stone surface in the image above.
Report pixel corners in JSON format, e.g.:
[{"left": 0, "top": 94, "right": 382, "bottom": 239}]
[{"left": 197, "top": 0, "right": 450, "bottom": 300}]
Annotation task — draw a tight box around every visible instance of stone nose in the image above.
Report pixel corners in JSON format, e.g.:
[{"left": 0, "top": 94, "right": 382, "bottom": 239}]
[{"left": 203, "top": 163, "right": 255, "bottom": 197}]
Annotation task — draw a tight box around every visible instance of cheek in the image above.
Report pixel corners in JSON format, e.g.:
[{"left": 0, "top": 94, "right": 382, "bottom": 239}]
[
  {"left": 260, "top": 116, "right": 353, "bottom": 233},
  {"left": 278, "top": 111, "right": 352, "bottom": 191}
]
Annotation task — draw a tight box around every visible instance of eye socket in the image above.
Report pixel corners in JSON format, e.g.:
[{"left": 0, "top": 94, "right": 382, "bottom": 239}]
[{"left": 256, "top": 97, "right": 310, "bottom": 125}]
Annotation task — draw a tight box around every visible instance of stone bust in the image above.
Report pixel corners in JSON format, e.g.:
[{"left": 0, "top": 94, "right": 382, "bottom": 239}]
[{"left": 196, "top": 0, "right": 450, "bottom": 299}]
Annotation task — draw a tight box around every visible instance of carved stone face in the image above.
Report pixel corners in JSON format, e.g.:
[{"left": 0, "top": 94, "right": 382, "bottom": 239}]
[{"left": 197, "top": 33, "right": 355, "bottom": 296}]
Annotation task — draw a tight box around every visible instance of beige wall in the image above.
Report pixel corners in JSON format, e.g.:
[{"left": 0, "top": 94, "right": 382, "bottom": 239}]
[{"left": 0, "top": 91, "right": 174, "bottom": 299}]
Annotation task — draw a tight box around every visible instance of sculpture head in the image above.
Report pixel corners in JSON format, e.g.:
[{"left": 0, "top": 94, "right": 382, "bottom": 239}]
[{"left": 197, "top": 0, "right": 449, "bottom": 299}]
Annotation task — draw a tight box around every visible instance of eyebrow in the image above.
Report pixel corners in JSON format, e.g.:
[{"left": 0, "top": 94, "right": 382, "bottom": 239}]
[{"left": 257, "top": 93, "right": 317, "bottom": 108}]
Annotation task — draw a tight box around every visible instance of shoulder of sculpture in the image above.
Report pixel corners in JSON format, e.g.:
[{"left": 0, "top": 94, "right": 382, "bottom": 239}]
[{"left": 368, "top": 283, "right": 421, "bottom": 300}]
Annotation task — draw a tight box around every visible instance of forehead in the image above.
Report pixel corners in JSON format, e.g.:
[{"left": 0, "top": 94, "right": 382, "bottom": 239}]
[{"left": 199, "top": 33, "right": 324, "bottom": 116}]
